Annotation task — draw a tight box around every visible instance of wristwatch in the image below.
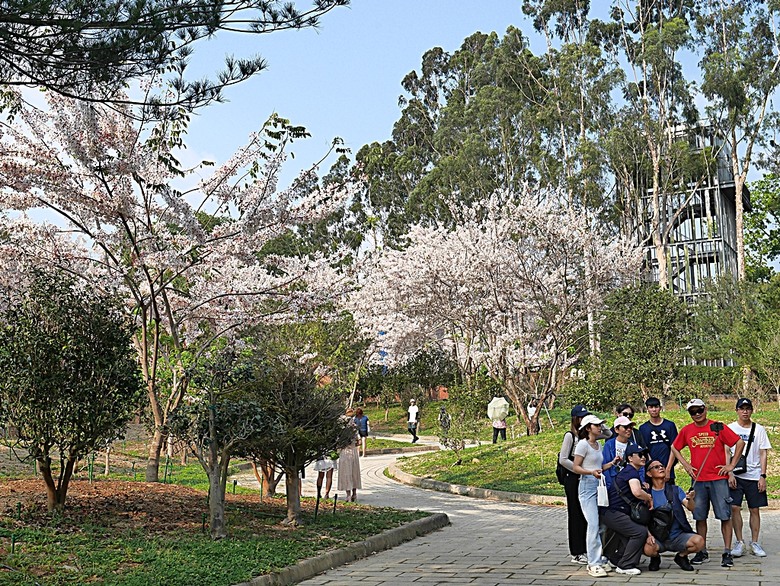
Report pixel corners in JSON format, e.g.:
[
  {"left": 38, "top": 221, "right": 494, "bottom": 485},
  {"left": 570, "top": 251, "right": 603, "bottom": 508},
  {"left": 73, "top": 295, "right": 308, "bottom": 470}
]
[{"left": 760, "top": 474, "right": 767, "bottom": 478}]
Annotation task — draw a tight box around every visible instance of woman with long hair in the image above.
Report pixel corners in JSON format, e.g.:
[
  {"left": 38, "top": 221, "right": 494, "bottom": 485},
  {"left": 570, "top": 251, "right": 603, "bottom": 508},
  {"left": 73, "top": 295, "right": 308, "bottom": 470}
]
[
  {"left": 559, "top": 405, "right": 589, "bottom": 565},
  {"left": 573, "top": 414, "right": 619, "bottom": 578}
]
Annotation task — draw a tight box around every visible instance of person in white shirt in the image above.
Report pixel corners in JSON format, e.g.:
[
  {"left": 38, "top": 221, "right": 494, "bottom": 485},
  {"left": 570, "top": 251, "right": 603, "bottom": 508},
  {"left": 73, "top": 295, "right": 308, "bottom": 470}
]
[
  {"left": 407, "top": 399, "right": 419, "bottom": 443},
  {"left": 728, "top": 397, "right": 772, "bottom": 558}
]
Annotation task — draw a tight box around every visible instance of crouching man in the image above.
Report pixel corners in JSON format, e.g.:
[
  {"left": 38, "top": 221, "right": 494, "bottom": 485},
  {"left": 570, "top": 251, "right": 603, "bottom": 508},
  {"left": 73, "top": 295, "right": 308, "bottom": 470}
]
[{"left": 644, "top": 460, "right": 705, "bottom": 571}]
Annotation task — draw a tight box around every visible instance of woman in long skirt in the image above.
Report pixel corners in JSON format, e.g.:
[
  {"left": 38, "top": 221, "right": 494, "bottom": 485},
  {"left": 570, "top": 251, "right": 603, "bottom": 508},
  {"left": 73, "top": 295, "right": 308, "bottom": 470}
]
[{"left": 338, "top": 410, "right": 362, "bottom": 501}]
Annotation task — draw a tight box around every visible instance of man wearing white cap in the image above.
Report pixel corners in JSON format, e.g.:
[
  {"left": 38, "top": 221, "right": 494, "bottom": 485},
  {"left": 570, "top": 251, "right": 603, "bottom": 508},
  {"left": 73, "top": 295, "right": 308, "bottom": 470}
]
[{"left": 671, "top": 399, "right": 744, "bottom": 568}]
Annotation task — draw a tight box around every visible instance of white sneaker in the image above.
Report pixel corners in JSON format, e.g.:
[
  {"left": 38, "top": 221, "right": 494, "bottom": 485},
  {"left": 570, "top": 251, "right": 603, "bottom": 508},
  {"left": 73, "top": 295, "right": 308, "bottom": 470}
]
[
  {"left": 601, "top": 560, "right": 613, "bottom": 572},
  {"left": 616, "top": 566, "right": 642, "bottom": 575},
  {"left": 571, "top": 554, "right": 588, "bottom": 565},
  {"left": 587, "top": 565, "right": 607, "bottom": 577},
  {"left": 751, "top": 542, "right": 767, "bottom": 557},
  {"left": 732, "top": 540, "right": 745, "bottom": 557}
]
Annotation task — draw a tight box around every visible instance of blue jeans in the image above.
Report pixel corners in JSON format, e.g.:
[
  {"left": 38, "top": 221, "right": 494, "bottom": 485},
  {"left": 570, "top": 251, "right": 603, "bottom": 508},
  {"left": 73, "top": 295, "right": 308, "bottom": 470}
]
[{"left": 578, "top": 475, "right": 603, "bottom": 566}]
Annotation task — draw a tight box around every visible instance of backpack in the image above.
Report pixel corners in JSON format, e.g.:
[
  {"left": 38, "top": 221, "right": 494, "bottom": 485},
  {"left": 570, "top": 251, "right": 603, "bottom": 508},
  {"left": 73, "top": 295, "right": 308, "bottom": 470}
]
[{"left": 556, "top": 431, "right": 575, "bottom": 484}]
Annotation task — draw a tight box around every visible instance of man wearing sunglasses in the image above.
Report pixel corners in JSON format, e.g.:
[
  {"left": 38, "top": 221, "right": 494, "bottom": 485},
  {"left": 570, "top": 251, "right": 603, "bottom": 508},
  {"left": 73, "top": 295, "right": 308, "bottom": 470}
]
[{"left": 671, "top": 399, "right": 744, "bottom": 568}]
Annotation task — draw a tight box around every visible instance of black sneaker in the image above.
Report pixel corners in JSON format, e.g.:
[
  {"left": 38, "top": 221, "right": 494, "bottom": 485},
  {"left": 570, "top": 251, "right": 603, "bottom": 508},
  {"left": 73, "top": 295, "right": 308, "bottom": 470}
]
[
  {"left": 721, "top": 552, "right": 733, "bottom": 567},
  {"left": 649, "top": 556, "right": 661, "bottom": 571},
  {"left": 691, "top": 550, "right": 709, "bottom": 564},
  {"left": 674, "top": 553, "right": 694, "bottom": 571}
]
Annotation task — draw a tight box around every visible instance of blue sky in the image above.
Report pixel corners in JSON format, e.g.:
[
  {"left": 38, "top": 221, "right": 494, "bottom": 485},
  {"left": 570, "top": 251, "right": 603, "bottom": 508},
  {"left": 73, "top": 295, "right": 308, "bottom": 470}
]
[{"left": 182, "top": 1, "right": 533, "bottom": 186}]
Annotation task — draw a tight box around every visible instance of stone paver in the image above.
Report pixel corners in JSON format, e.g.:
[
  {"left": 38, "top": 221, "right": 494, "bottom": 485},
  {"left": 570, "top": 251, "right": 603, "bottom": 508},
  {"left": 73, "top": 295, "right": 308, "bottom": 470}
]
[{"left": 235, "top": 444, "right": 780, "bottom": 585}]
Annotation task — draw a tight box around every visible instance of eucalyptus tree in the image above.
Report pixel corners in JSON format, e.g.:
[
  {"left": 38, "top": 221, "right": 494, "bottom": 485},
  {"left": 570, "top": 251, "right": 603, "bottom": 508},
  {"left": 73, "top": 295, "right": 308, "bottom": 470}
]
[
  {"left": 355, "top": 28, "right": 546, "bottom": 247},
  {"left": 597, "top": 0, "right": 707, "bottom": 290},
  {"left": 745, "top": 174, "right": 780, "bottom": 281},
  {"left": 697, "top": 0, "right": 780, "bottom": 281}
]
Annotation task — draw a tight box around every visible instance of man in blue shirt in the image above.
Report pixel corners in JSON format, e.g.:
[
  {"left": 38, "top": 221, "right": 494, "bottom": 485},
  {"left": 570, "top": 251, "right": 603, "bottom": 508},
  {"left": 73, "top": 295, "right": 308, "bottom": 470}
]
[
  {"left": 644, "top": 459, "right": 705, "bottom": 571},
  {"left": 639, "top": 397, "right": 678, "bottom": 483}
]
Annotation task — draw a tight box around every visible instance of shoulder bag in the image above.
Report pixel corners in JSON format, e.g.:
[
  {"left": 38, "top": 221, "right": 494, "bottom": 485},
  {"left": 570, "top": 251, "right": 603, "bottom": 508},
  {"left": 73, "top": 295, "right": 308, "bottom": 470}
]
[{"left": 731, "top": 423, "right": 755, "bottom": 476}]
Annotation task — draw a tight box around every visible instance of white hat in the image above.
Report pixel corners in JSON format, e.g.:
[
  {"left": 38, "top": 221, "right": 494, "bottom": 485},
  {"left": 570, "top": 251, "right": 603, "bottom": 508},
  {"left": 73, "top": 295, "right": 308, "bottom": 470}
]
[
  {"left": 409, "top": 399, "right": 416, "bottom": 404},
  {"left": 686, "top": 398, "right": 705, "bottom": 410},
  {"left": 613, "top": 416, "right": 634, "bottom": 428},
  {"left": 579, "top": 414, "right": 605, "bottom": 430}
]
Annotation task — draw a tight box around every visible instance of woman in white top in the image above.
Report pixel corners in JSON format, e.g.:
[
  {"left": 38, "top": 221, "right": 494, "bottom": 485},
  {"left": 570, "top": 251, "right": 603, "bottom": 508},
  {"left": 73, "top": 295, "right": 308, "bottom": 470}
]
[{"left": 573, "top": 414, "right": 620, "bottom": 578}]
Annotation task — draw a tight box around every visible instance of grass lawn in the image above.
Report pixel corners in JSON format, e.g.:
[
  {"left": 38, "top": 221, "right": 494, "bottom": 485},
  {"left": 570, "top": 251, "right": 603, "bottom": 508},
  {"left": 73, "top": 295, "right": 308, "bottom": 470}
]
[
  {"left": 394, "top": 399, "right": 780, "bottom": 498},
  {"left": 0, "top": 447, "right": 428, "bottom": 586}
]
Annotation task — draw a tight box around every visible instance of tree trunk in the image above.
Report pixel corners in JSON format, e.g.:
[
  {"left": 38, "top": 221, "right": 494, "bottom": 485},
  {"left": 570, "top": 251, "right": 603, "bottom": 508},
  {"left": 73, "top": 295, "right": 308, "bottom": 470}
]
[
  {"left": 39, "top": 456, "right": 76, "bottom": 511},
  {"left": 282, "top": 467, "right": 302, "bottom": 526},
  {"left": 146, "top": 427, "right": 165, "bottom": 482},
  {"left": 208, "top": 465, "right": 227, "bottom": 540},
  {"left": 252, "top": 460, "right": 281, "bottom": 499}
]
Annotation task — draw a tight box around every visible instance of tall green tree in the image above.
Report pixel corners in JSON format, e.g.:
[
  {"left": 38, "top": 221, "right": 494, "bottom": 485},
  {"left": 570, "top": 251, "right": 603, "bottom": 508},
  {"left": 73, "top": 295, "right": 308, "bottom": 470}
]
[
  {"left": 745, "top": 174, "right": 780, "bottom": 281},
  {"left": 0, "top": 270, "right": 141, "bottom": 511},
  {"left": 698, "top": 0, "right": 780, "bottom": 281},
  {"left": 597, "top": 284, "right": 690, "bottom": 402}
]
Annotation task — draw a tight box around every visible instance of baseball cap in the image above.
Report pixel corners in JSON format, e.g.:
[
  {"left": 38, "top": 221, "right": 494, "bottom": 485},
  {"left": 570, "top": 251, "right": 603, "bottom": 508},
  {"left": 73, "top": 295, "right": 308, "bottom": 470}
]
[
  {"left": 625, "top": 444, "right": 649, "bottom": 457},
  {"left": 579, "top": 414, "right": 605, "bottom": 430},
  {"left": 686, "top": 398, "right": 705, "bottom": 410},
  {"left": 571, "top": 404, "right": 589, "bottom": 418},
  {"left": 409, "top": 399, "right": 416, "bottom": 404},
  {"left": 645, "top": 397, "right": 661, "bottom": 407},
  {"left": 614, "top": 416, "right": 634, "bottom": 428},
  {"left": 736, "top": 398, "right": 753, "bottom": 410}
]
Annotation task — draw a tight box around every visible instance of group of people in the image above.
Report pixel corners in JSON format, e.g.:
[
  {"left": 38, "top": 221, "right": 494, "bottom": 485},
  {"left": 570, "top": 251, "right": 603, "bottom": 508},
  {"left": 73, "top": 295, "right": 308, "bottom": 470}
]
[
  {"left": 314, "top": 407, "right": 370, "bottom": 502},
  {"left": 559, "top": 396, "right": 771, "bottom": 577}
]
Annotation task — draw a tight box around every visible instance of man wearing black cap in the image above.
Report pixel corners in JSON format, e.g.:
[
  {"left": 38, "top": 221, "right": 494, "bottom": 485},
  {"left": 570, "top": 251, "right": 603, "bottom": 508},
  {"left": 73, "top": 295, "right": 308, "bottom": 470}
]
[
  {"left": 639, "top": 397, "right": 678, "bottom": 483},
  {"left": 728, "top": 398, "right": 772, "bottom": 558}
]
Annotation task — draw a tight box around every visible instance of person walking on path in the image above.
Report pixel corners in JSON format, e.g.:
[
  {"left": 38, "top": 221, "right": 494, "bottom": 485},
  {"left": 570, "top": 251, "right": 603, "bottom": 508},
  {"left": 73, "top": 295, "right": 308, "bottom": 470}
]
[
  {"left": 407, "top": 399, "right": 419, "bottom": 443},
  {"left": 639, "top": 396, "right": 678, "bottom": 483},
  {"left": 601, "top": 444, "right": 654, "bottom": 576},
  {"left": 492, "top": 416, "right": 507, "bottom": 443},
  {"left": 671, "top": 398, "right": 744, "bottom": 568},
  {"left": 337, "top": 409, "right": 362, "bottom": 501},
  {"left": 644, "top": 459, "right": 704, "bottom": 572},
  {"left": 354, "top": 407, "right": 370, "bottom": 457},
  {"left": 572, "top": 414, "right": 620, "bottom": 578},
  {"left": 728, "top": 397, "right": 772, "bottom": 558},
  {"left": 314, "top": 456, "right": 336, "bottom": 499}
]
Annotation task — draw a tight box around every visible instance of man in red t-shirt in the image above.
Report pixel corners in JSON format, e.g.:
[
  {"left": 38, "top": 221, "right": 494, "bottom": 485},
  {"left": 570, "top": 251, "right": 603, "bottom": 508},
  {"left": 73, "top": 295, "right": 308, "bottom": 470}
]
[{"left": 671, "top": 399, "right": 745, "bottom": 568}]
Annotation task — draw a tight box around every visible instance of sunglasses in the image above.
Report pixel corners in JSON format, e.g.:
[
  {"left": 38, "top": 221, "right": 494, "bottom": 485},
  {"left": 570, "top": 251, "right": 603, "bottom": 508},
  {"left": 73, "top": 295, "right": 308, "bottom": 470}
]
[
  {"left": 648, "top": 464, "right": 665, "bottom": 470},
  {"left": 621, "top": 412, "right": 634, "bottom": 418},
  {"left": 688, "top": 407, "right": 705, "bottom": 416}
]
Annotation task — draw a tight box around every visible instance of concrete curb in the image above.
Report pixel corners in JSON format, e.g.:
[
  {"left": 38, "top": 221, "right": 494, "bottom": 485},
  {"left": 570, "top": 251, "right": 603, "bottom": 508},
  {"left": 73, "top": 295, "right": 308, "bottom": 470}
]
[
  {"left": 387, "top": 463, "right": 780, "bottom": 509},
  {"left": 387, "top": 462, "right": 565, "bottom": 506},
  {"left": 233, "top": 513, "right": 450, "bottom": 586}
]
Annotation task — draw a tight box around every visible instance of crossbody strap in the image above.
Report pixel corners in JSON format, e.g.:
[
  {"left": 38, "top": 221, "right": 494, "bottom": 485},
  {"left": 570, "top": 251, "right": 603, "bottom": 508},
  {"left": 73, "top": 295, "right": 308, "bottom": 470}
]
[{"left": 741, "top": 422, "right": 756, "bottom": 457}]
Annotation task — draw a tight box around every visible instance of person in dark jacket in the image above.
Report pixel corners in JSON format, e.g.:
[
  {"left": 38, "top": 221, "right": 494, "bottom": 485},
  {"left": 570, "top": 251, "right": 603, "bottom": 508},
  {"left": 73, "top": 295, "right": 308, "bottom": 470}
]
[
  {"left": 600, "top": 444, "right": 654, "bottom": 576},
  {"left": 644, "top": 459, "right": 704, "bottom": 571}
]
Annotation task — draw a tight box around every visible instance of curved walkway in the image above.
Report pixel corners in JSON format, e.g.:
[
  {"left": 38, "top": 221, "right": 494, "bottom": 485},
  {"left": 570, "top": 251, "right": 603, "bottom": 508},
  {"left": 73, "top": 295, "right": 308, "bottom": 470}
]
[{"left": 237, "top": 449, "right": 780, "bottom": 585}]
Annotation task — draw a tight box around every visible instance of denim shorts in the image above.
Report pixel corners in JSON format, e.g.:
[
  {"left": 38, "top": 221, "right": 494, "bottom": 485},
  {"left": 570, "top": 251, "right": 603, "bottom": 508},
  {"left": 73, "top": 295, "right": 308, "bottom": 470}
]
[
  {"left": 693, "top": 479, "right": 732, "bottom": 521},
  {"left": 730, "top": 477, "right": 768, "bottom": 509}
]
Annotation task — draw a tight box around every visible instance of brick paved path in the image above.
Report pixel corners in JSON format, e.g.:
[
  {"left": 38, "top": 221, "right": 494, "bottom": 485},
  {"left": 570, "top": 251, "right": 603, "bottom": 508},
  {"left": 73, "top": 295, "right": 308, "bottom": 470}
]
[{"left": 236, "top": 444, "right": 780, "bottom": 585}]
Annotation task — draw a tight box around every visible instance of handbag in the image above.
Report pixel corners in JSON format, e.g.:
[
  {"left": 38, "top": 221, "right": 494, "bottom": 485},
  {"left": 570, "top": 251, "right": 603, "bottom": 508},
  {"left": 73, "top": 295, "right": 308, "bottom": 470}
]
[
  {"left": 648, "top": 502, "right": 673, "bottom": 541},
  {"left": 615, "top": 476, "right": 650, "bottom": 525},
  {"left": 731, "top": 423, "right": 755, "bottom": 475},
  {"left": 597, "top": 475, "right": 609, "bottom": 507},
  {"left": 556, "top": 432, "right": 575, "bottom": 485}
]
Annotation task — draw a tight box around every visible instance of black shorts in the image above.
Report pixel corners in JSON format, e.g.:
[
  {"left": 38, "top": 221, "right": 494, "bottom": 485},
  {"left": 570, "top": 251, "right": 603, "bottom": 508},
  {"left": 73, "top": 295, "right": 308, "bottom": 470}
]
[
  {"left": 730, "top": 477, "right": 768, "bottom": 509},
  {"left": 358, "top": 430, "right": 368, "bottom": 438}
]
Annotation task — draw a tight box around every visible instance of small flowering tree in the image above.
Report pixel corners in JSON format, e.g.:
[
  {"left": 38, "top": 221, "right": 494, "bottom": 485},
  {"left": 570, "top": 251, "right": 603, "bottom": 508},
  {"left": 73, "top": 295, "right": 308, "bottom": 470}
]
[
  {"left": 350, "top": 190, "right": 640, "bottom": 433},
  {"left": 0, "top": 94, "right": 355, "bottom": 480}
]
